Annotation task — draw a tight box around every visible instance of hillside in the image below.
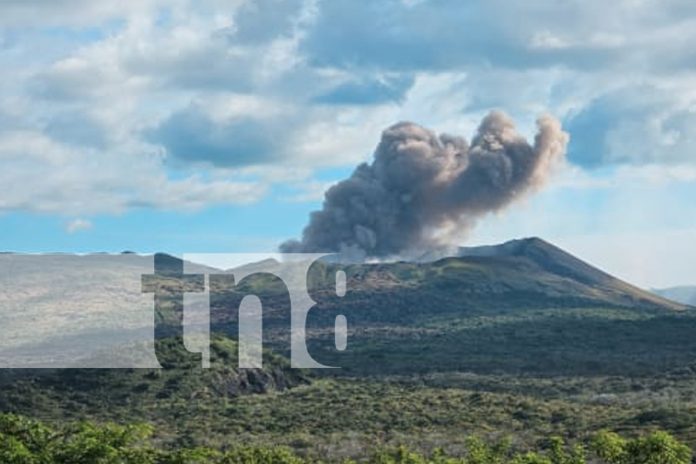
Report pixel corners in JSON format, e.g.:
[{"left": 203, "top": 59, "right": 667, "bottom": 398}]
[
  {"left": 206, "top": 237, "right": 692, "bottom": 376},
  {"left": 454, "top": 237, "right": 687, "bottom": 310},
  {"left": 0, "top": 335, "right": 308, "bottom": 425},
  {"left": 4, "top": 239, "right": 696, "bottom": 456},
  {"left": 375, "top": 237, "right": 685, "bottom": 311},
  {"left": 212, "top": 237, "right": 688, "bottom": 331}
]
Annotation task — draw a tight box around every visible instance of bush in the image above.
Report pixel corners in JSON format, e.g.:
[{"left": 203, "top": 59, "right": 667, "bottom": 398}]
[{"left": 0, "top": 414, "right": 692, "bottom": 464}]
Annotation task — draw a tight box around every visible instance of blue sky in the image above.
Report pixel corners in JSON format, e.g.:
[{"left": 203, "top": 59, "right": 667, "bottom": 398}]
[{"left": 1, "top": 0, "right": 696, "bottom": 288}]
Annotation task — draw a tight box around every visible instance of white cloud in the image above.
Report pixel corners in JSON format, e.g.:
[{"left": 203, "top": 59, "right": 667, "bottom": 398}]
[
  {"left": 0, "top": 130, "right": 264, "bottom": 215},
  {"left": 65, "top": 218, "right": 93, "bottom": 234},
  {"left": 565, "top": 83, "right": 696, "bottom": 166},
  {"left": 529, "top": 32, "right": 573, "bottom": 50},
  {"left": 0, "top": 0, "right": 157, "bottom": 27},
  {"left": 2, "top": 0, "right": 696, "bottom": 217},
  {"left": 529, "top": 31, "right": 625, "bottom": 51}
]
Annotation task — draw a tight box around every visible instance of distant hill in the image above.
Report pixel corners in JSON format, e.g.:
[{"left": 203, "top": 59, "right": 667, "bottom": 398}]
[
  {"left": 251, "top": 236, "right": 687, "bottom": 313},
  {"left": 653, "top": 286, "right": 696, "bottom": 306},
  {"left": 203, "top": 237, "right": 695, "bottom": 376}
]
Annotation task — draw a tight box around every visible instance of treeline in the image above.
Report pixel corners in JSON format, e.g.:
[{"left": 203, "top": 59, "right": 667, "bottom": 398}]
[{"left": 0, "top": 414, "right": 691, "bottom": 464}]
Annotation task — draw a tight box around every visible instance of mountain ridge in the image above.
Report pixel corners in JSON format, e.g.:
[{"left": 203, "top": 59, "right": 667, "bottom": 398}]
[{"left": 653, "top": 285, "right": 696, "bottom": 306}]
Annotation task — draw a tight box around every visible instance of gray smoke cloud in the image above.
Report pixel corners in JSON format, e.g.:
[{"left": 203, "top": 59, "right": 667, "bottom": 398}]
[{"left": 281, "top": 111, "right": 569, "bottom": 259}]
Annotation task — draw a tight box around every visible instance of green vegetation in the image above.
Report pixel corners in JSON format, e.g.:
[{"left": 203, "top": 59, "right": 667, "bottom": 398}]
[
  {"left": 7, "top": 361, "right": 696, "bottom": 457},
  {"left": 0, "top": 414, "right": 691, "bottom": 464},
  {"left": 6, "top": 306, "right": 696, "bottom": 457},
  {"left": 2, "top": 241, "right": 696, "bottom": 459},
  {"left": 304, "top": 307, "right": 696, "bottom": 376}
]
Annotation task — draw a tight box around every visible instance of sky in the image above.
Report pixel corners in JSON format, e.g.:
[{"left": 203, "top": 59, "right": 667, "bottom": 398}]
[{"left": 1, "top": 0, "right": 696, "bottom": 288}]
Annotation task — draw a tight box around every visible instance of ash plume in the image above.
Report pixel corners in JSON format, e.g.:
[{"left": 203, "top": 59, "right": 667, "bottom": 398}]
[{"left": 281, "top": 111, "right": 569, "bottom": 259}]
